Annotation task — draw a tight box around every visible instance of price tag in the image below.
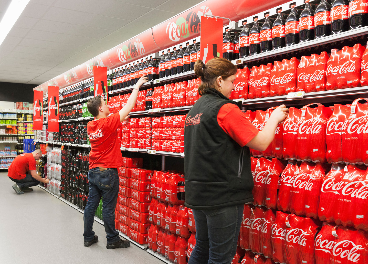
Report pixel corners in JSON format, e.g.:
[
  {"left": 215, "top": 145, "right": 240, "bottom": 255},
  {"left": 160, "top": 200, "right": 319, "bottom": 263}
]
[
  {"left": 287, "top": 91, "right": 305, "bottom": 99},
  {"left": 236, "top": 59, "right": 243, "bottom": 65},
  {"left": 148, "top": 150, "right": 157, "bottom": 154},
  {"left": 154, "top": 79, "right": 160, "bottom": 84},
  {"left": 121, "top": 147, "right": 126, "bottom": 151},
  {"left": 61, "top": 145, "right": 64, "bottom": 150},
  {"left": 148, "top": 108, "right": 161, "bottom": 113},
  {"left": 129, "top": 148, "right": 138, "bottom": 152}
]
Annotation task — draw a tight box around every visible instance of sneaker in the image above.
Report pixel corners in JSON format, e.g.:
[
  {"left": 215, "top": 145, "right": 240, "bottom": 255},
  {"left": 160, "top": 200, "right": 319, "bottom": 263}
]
[
  {"left": 12, "top": 184, "right": 24, "bottom": 195},
  {"left": 84, "top": 235, "right": 98, "bottom": 247},
  {"left": 21, "top": 187, "right": 33, "bottom": 192},
  {"left": 106, "top": 239, "right": 130, "bottom": 249}
]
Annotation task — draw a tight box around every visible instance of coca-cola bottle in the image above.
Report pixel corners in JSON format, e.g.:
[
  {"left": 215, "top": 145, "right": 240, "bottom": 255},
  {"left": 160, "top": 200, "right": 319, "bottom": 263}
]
[
  {"left": 331, "top": 0, "right": 349, "bottom": 33},
  {"left": 272, "top": 9, "right": 286, "bottom": 49},
  {"left": 159, "top": 51, "right": 166, "bottom": 79},
  {"left": 349, "top": 0, "right": 368, "bottom": 28},
  {"left": 190, "top": 40, "right": 197, "bottom": 71},
  {"left": 165, "top": 49, "right": 172, "bottom": 77},
  {"left": 249, "top": 17, "right": 261, "bottom": 55},
  {"left": 171, "top": 47, "right": 178, "bottom": 76},
  {"left": 285, "top": 4, "right": 300, "bottom": 46},
  {"left": 233, "top": 32, "right": 239, "bottom": 60},
  {"left": 145, "top": 88, "right": 153, "bottom": 110},
  {"left": 299, "top": 1, "right": 315, "bottom": 42},
  {"left": 223, "top": 28, "right": 234, "bottom": 60},
  {"left": 183, "top": 42, "right": 191, "bottom": 72},
  {"left": 239, "top": 21, "right": 250, "bottom": 57},
  {"left": 260, "top": 13, "right": 273, "bottom": 52},
  {"left": 176, "top": 45, "right": 184, "bottom": 74},
  {"left": 315, "top": 0, "right": 331, "bottom": 38}
]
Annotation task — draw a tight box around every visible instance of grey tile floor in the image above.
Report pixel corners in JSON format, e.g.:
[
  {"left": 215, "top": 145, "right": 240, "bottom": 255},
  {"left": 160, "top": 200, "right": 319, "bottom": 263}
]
[{"left": 0, "top": 172, "right": 163, "bottom": 264}]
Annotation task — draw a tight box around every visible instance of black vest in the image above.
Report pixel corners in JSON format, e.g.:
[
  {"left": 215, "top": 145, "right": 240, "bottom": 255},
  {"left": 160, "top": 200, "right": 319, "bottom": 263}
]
[{"left": 184, "top": 88, "right": 253, "bottom": 210}]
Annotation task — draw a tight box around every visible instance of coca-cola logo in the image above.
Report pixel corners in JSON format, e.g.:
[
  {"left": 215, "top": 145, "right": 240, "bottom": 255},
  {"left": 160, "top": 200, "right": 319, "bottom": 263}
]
[
  {"left": 285, "top": 21, "right": 299, "bottom": 33},
  {"left": 271, "top": 73, "right": 294, "bottom": 85},
  {"left": 327, "top": 61, "right": 356, "bottom": 75},
  {"left": 315, "top": 234, "right": 363, "bottom": 262},
  {"left": 254, "top": 171, "right": 272, "bottom": 185},
  {"left": 271, "top": 223, "right": 286, "bottom": 239},
  {"left": 283, "top": 119, "right": 299, "bottom": 134},
  {"left": 250, "top": 217, "right": 270, "bottom": 233},
  {"left": 361, "top": 61, "right": 368, "bottom": 73},
  {"left": 285, "top": 228, "right": 307, "bottom": 246},
  {"left": 249, "top": 33, "right": 260, "bottom": 44},
  {"left": 239, "top": 36, "right": 249, "bottom": 46},
  {"left": 298, "top": 70, "right": 325, "bottom": 83},
  {"left": 332, "top": 5, "right": 349, "bottom": 20},
  {"left": 242, "top": 217, "right": 251, "bottom": 228},
  {"left": 298, "top": 119, "right": 323, "bottom": 135},
  {"left": 293, "top": 173, "right": 314, "bottom": 191},
  {"left": 299, "top": 16, "right": 314, "bottom": 29},
  {"left": 249, "top": 77, "right": 269, "bottom": 87},
  {"left": 314, "top": 11, "right": 331, "bottom": 26},
  {"left": 346, "top": 116, "right": 368, "bottom": 134},
  {"left": 326, "top": 120, "right": 346, "bottom": 135},
  {"left": 342, "top": 181, "right": 368, "bottom": 200},
  {"left": 272, "top": 25, "right": 285, "bottom": 37},
  {"left": 260, "top": 29, "right": 272, "bottom": 40}
]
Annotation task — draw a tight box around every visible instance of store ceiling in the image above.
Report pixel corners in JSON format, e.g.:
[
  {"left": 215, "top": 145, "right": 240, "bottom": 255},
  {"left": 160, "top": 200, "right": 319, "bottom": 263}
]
[{"left": 0, "top": 0, "right": 204, "bottom": 85}]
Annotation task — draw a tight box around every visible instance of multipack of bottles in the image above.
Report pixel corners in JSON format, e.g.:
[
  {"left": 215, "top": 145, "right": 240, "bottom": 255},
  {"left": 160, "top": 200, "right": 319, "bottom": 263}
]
[
  {"left": 59, "top": 121, "right": 88, "bottom": 145},
  {"left": 60, "top": 79, "right": 94, "bottom": 104}
]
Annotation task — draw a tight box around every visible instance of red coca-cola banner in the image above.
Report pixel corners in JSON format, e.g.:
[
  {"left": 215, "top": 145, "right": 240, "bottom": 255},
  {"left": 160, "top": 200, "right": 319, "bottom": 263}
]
[
  {"left": 200, "top": 16, "right": 223, "bottom": 63},
  {"left": 93, "top": 66, "right": 108, "bottom": 102},
  {"left": 48, "top": 86, "right": 59, "bottom": 132},
  {"left": 33, "top": 90, "right": 43, "bottom": 131},
  {"left": 34, "top": 0, "right": 290, "bottom": 91}
]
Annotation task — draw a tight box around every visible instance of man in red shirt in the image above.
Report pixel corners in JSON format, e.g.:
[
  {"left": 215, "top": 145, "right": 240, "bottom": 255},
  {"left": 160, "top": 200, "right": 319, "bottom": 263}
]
[
  {"left": 83, "top": 76, "right": 147, "bottom": 248},
  {"left": 8, "top": 149, "right": 50, "bottom": 194}
]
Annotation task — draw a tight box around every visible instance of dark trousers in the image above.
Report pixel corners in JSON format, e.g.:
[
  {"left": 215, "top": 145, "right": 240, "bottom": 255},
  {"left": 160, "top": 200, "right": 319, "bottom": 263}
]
[
  {"left": 188, "top": 204, "right": 244, "bottom": 264},
  {"left": 83, "top": 168, "right": 119, "bottom": 243},
  {"left": 9, "top": 174, "right": 40, "bottom": 189}
]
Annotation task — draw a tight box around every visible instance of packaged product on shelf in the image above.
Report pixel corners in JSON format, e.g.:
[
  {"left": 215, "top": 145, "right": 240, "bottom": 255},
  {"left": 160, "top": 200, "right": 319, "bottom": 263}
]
[
  {"left": 270, "top": 57, "right": 298, "bottom": 96},
  {"left": 315, "top": 224, "right": 368, "bottom": 264},
  {"left": 341, "top": 98, "right": 368, "bottom": 163},
  {"left": 326, "top": 44, "right": 365, "bottom": 90},
  {"left": 360, "top": 42, "right": 368, "bottom": 86},
  {"left": 239, "top": 21, "right": 250, "bottom": 57},
  {"left": 260, "top": 13, "right": 273, "bottom": 53},
  {"left": 331, "top": 0, "right": 349, "bottom": 33},
  {"left": 248, "top": 63, "right": 272, "bottom": 98},
  {"left": 223, "top": 28, "right": 234, "bottom": 61},
  {"left": 230, "top": 67, "right": 249, "bottom": 99},
  {"left": 285, "top": 4, "right": 300, "bottom": 46},
  {"left": 272, "top": 8, "right": 285, "bottom": 49},
  {"left": 349, "top": 0, "right": 368, "bottom": 29},
  {"left": 299, "top": 1, "right": 315, "bottom": 42},
  {"left": 326, "top": 104, "right": 350, "bottom": 163},
  {"left": 297, "top": 51, "right": 329, "bottom": 93},
  {"left": 296, "top": 103, "right": 332, "bottom": 162},
  {"left": 249, "top": 17, "right": 261, "bottom": 55},
  {"left": 314, "top": 0, "right": 331, "bottom": 38}
]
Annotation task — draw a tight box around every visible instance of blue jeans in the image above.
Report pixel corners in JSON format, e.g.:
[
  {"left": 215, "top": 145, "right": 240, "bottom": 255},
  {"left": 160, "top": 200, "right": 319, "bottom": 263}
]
[
  {"left": 10, "top": 174, "right": 40, "bottom": 189},
  {"left": 83, "top": 168, "right": 119, "bottom": 243},
  {"left": 188, "top": 204, "right": 244, "bottom": 264}
]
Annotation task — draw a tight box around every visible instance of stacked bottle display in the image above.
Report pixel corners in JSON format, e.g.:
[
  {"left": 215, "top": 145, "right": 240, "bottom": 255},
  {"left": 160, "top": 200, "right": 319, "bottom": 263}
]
[
  {"left": 59, "top": 121, "right": 88, "bottom": 145},
  {"left": 234, "top": 0, "right": 368, "bottom": 59},
  {"left": 46, "top": 147, "right": 62, "bottom": 196},
  {"left": 147, "top": 171, "right": 194, "bottom": 264},
  {"left": 60, "top": 148, "right": 89, "bottom": 209}
]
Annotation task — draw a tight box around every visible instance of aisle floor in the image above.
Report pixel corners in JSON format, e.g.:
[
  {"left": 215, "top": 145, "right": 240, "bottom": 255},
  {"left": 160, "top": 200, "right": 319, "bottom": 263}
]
[{"left": 0, "top": 173, "right": 164, "bottom": 264}]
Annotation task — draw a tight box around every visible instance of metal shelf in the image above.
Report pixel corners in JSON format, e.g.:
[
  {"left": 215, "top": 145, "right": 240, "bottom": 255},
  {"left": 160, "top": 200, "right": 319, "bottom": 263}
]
[
  {"left": 59, "top": 117, "right": 93, "bottom": 123},
  {"left": 121, "top": 147, "right": 184, "bottom": 158},
  {"left": 0, "top": 118, "right": 17, "bottom": 120},
  {"left": 34, "top": 140, "right": 90, "bottom": 148},
  {"left": 0, "top": 167, "right": 9, "bottom": 170},
  {"left": 129, "top": 106, "right": 192, "bottom": 116},
  {"left": 238, "top": 86, "right": 368, "bottom": 107},
  {"left": 0, "top": 156, "right": 16, "bottom": 158},
  {"left": 18, "top": 121, "right": 33, "bottom": 123},
  {"left": 0, "top": 134, "right": 18, "bottom": 136},
  {"left": 59, "top": 96, "right": 93, "bottom": 107},
  {"left": 0, "top": 141, "right": 18, "bottom": 143},
  {"left": 233, "top": 26, "right": 368, "bottom": 64}
]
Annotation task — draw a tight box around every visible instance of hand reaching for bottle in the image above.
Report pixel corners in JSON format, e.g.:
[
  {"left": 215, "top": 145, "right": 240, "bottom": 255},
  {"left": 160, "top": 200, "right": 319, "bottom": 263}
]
[{"left": 270, "top": 104, "right": 289, "bottom": 124}]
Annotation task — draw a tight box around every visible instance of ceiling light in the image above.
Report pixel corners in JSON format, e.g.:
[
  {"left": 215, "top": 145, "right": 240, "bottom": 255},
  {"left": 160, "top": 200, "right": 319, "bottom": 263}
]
[{"left": 0, "top": 0, "right": 30, "bottom": 46}]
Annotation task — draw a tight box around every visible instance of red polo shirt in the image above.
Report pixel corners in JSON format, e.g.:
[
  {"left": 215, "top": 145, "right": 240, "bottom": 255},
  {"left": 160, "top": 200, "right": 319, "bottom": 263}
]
[
  {"left": 87, "top": 113, "right": 123, "bottom": 169},
  {"left": 8, "top": 153, "right": 36, "bottom": 180}
]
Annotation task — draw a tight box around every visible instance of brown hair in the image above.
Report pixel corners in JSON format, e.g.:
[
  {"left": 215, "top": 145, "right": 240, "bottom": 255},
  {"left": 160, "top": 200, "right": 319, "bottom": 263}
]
[
  {"left": 194, "top": 58, "right": 237, "bottom": 95},
  {"left": 87, "top": 95, "right": 102, "bottom": 117}
]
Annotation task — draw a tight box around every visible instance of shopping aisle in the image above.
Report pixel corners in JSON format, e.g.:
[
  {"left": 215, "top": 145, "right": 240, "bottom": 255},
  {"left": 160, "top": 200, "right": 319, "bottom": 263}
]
[{"left": 0, "top": 173, "right": 163, "bottom": 264}]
